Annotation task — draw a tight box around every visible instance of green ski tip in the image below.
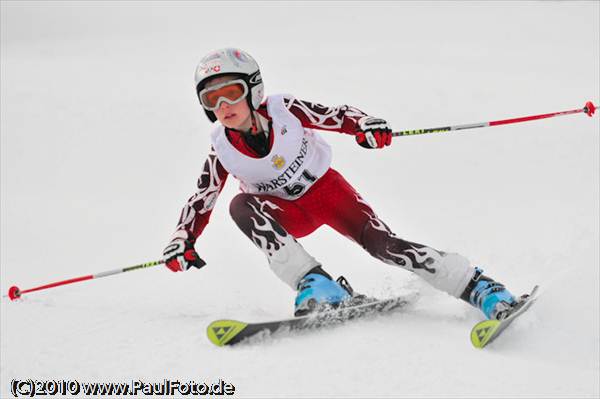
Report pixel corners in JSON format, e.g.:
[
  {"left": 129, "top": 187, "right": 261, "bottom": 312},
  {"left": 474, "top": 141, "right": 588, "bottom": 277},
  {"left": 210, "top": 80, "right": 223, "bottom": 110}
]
[
  {"left": 207, "top": 320, "right": 248, "bottom": 347},
  {"left": 470, "top": 319, "right": 501, "bottom": 348}
]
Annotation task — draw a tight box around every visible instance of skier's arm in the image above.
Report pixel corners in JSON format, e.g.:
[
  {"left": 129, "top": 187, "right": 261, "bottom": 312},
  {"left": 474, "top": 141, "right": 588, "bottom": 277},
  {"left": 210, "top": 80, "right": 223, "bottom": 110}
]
[
  {"left": 174, "top": 148, "right": 228, "bottom": 240},
  {"left": 163, "top": 148, "right": 229, "bottom": 272},
  {"left": 283, "top": 96, "right": 368, "bottom": 134},
  {"left": 283, "top": 96, "right": 393, "bottom": 148}
]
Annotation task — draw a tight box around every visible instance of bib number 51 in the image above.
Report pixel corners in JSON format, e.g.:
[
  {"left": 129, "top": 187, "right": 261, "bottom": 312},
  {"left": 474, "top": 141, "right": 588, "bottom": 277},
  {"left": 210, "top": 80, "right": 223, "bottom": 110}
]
[{"left": 283, "top": 170, "right": 317, "bottom": 197}]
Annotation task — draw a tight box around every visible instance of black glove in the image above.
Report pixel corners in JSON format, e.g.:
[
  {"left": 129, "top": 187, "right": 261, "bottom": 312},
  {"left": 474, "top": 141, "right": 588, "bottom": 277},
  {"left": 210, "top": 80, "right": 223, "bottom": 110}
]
[
  {"left": 163, "top": 238, "right": 206, "bottom": 272},
  {"left": 355, "top": 116, "right": 393, "bottom": 149}
]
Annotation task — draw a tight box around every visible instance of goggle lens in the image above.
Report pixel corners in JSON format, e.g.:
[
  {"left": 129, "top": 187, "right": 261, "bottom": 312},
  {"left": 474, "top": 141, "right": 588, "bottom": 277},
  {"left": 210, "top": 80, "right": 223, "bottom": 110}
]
[{"left": 200, "top": 82, "right": 247, "bottom": 110}]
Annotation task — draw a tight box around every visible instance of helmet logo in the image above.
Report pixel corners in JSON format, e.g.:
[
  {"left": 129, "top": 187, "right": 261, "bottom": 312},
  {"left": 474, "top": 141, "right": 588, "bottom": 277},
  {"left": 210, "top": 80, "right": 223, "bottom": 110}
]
[
  {"left": 271, "top": 155, "right": 286, "bottom": 170},
  {"left": 199, "top": 64, "right": 221, "bottom": 75},
  {"left": 249, "top": 72, "right": 262, "bottom": 85}
]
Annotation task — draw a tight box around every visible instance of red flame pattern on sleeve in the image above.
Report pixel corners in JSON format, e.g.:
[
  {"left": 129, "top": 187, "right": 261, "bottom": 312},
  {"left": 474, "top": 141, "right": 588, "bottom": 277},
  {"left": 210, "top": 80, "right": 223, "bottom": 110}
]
[
  {"left": 282, "top": 95, "right": 370, "bottom": 134},
  {"left": 173, "top": 147, "right": 229, "bottom": 242}
]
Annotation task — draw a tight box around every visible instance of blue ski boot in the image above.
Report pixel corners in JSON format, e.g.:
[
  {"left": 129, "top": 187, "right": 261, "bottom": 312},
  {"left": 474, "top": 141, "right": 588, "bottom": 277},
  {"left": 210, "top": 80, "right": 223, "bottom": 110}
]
[
  {"left": 461, "top": 268, "right": 518, "bottom": 320},
  {"left": 294, "top": 267, "right": 353, "bottom": 317}
]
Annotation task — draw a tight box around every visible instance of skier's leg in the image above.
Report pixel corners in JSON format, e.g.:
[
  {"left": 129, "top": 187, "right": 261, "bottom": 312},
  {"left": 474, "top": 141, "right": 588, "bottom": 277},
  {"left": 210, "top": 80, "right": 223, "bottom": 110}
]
[
  {"left": 229, "top": 193, "right": 319, "bottom": 289},
  {"left": 320, "top": 169, "right": 516, "bottom": 319},
  {"left": 229, "top": 193, "right": 351, "bottom": 315},
  {"left": 359, "top": 218, "right": 517, "bottom": 318}
]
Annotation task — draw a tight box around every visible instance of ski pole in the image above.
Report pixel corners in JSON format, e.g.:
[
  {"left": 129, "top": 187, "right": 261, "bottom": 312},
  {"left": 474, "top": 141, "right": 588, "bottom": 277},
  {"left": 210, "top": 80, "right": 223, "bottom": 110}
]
[
  {"left": 6, "top": 259, "right": 164, "bottom": 301},
  {"left": 392, "top": 100, "right": 596, "bottom": 137}
]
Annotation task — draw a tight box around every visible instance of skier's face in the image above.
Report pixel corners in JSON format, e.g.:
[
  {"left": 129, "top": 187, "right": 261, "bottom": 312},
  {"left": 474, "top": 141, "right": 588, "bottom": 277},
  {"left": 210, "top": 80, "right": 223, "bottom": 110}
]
[{"left": 207, "top": 76, "right": 252, "bottom": 130}]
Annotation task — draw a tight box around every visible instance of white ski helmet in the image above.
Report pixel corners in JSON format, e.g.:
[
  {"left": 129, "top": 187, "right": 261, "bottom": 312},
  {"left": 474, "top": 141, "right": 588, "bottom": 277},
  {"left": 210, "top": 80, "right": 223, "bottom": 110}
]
[{"left": 194, "top": 48, "right": 264, "bottom": 122}]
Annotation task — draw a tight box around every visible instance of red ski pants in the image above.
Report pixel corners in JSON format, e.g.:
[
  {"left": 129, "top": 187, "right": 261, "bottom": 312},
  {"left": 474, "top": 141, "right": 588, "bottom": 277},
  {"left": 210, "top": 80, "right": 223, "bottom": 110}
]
[{"left": 229, "top": 168, "right": 422, "bottom": 262}]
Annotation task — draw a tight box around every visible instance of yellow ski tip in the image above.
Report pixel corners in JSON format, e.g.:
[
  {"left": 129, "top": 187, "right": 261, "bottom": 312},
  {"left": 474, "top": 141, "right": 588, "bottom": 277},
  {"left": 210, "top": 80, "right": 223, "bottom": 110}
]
[
  {"left": 207, "top": 320, "right": 248, "bottom": 347},
  {"left": 470, "top": 319, "right": 500, "bottom": 349}
]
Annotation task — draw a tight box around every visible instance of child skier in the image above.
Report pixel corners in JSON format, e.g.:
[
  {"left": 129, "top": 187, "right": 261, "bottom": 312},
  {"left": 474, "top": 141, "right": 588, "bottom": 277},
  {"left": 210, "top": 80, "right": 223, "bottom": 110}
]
[{"left": 162, "top": 48, "right": 522, "bottom": 319}]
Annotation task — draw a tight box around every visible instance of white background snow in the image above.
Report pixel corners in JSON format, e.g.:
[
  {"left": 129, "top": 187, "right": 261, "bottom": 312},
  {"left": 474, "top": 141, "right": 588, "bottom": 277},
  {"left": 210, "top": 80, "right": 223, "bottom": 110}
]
[{"left": 1, "top": 1, "right": 599, "bottom": 398}]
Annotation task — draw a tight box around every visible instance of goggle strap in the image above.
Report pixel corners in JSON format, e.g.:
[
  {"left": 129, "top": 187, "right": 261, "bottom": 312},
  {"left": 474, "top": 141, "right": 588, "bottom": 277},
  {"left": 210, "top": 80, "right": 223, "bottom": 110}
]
[{"left": 251, "top": 112, "right": 258, "bottom": 133}]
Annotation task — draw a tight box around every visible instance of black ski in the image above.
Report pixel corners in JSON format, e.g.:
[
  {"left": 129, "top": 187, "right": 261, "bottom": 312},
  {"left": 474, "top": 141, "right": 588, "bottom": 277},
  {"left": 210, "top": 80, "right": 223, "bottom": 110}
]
[{"left": 207, "top": 294, "right": 417, "bottom": 346}]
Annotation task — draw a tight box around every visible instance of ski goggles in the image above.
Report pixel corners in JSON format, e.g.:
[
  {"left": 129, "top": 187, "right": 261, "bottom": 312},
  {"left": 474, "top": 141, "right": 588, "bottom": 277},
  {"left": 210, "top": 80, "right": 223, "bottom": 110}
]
[{"left": 198, "top": 79, "right": 249, "bottom": 111}]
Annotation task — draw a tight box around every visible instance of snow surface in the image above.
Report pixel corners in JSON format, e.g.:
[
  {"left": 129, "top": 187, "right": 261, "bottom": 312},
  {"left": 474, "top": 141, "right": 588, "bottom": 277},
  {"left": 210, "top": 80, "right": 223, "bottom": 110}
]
[{"left": 1, "top": 1, "right": 599, "bottom": 398}]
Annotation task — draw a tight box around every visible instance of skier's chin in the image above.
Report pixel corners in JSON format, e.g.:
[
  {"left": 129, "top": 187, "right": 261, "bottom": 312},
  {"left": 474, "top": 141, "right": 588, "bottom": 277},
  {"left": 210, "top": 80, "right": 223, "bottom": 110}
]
[
  {"left": 223, "top": 115, "right": 250, "bottom": 130},
  {"left": 224, "top": 122, "right": 241, "bottom": 130}
]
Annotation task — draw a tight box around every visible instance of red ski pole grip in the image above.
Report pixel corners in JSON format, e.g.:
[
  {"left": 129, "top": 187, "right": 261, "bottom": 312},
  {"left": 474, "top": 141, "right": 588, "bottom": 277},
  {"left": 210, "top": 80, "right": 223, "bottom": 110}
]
[
  {"left": 584, "top": 101, "right": 596, "bottom": 117},
  {"left": 8, "top": 286, "right": 21, "bottom": 300}
]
